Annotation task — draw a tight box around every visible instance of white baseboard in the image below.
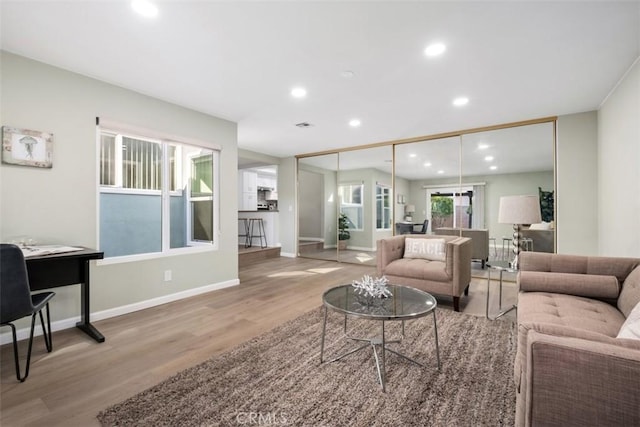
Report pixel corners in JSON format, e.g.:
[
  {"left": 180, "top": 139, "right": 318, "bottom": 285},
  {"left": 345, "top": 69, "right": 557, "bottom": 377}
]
[
  {"left": 299, "top": 237, "right": 324, "bottom": 242},
  {"left": 346, "top": 245, "right": 376, "bottom": 252},
  {"left": 0, "top": 279, "right": 239, "bottom": 345},
  {"left": 280, "top": 251, "right": 296, "bottom": 258}
]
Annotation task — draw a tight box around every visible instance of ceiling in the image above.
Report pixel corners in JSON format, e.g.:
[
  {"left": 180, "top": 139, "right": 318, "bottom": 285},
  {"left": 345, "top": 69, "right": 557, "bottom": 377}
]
[
  {"left": 1, "top": 1, "right": 639, "bottom": 163},
  {"left": 299, "top": 120, "right": 553, "bottom": 180}
]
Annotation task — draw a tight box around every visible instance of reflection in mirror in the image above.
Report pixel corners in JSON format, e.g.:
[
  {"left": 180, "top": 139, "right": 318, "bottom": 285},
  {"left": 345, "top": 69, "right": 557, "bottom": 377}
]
[
  {"left": 297, "top": 154, "right": 338, "bottom": 261},
  {"left": 460, "top": 121, "right": 555, "bottom": 264},
  {"left": 337, "top": 146, "right": 393, "bottom": 265},
  {"left": 393, "top": 136, "right": 462, "bottom": 236}
]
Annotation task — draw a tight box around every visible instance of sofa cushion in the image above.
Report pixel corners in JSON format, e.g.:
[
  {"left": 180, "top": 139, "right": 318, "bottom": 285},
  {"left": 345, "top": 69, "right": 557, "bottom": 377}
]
[
  {"left": 518, "top": 292, "right": 625, "bottom": 337},
  {"left": 617, "top": 302, "right": 640, "bottom": 340},
  {"left": 403, "top": 237, "right": 445, "bottom": 261},
  {"left": 519, "top": 271, "right": 620, "bottom": 299},
  {"left": 618, "top": 266, "right": 640, "bottom": 318},
  {"left": 384, "top": 258, "right": 449, "bottom": 282}
]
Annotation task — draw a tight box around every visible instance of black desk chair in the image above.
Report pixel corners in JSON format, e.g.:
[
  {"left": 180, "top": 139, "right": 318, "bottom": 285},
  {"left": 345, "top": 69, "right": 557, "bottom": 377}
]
[
  {"left": 0, "top": 244, "right": 55, "bottom": 382},
  {"left": 411, "top": 220, "right": 429, "bottom": 234}
]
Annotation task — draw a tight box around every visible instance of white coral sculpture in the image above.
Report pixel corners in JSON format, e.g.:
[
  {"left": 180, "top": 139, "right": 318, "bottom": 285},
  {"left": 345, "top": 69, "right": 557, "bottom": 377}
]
[{"left": 352, "top": 275, "right": 392, "bottom": 298}]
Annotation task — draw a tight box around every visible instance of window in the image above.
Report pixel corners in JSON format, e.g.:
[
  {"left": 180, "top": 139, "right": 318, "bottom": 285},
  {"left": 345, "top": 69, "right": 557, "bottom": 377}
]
[
  {"left": 429, "top": 188, "right": 473, "bottom": 229},
  {"left": 376, "top": 185, "right": 392, "bottom": 230},
  {"left": 98, "top": 128, "right": 219, "bottom": 258},
  {"left": 338, "top": 184, "right": 363, "bottom": 230}
]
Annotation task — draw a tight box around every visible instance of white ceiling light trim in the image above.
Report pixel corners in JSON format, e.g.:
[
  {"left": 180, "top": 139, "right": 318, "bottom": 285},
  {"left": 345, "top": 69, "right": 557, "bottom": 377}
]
[
  {"left": 349, "top": 119, "right": 361, "bottom": 127},
  {"left": 424, "top": 42, "right": 446, "bottom": 57},
  {"left": 484, "top": 155, "right": 494, "bottom": 161},
  {"left": 291, "top": 87, "right": 307, "bottom": 98},
  {"left": 131, "top": 0, "right": 158, "bottom": 18}
]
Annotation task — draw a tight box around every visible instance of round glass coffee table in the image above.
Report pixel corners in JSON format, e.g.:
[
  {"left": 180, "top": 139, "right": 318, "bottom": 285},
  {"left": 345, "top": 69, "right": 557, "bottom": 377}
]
[{"left": 319, "top": 284, "right": 440, "bottom": 392}]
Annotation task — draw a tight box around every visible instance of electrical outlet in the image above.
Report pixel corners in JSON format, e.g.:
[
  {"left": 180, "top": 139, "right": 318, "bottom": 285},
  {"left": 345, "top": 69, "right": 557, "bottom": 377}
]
[{"left": 164, "top": 270, "right": 172, "bottom": 281}]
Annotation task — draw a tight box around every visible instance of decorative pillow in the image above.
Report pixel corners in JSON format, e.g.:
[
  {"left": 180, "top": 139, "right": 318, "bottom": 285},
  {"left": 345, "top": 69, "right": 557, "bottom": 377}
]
[
  {"left": 617, "top": 301, "right": 640, "bottom": 340},
  {"left": 618, "top": 265, "right": 640, "bottom": 318},
  {"left": 529, "top": 221, "right": 551, "bottom": 230},
  {"left": 404, "top": 238, "right": 445, "bottom": 261}
]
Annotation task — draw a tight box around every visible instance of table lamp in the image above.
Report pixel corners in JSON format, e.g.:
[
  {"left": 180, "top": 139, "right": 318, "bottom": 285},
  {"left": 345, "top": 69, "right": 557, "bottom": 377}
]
[
  {"left": 498, "top": 195, "right": 541, "bottom": 269},
  {"left": 405, "top": 204, "right": 415, "bottom": 222}
]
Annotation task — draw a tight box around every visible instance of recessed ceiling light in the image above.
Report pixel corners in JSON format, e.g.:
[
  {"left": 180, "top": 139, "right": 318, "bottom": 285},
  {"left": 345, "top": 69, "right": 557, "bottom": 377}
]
[
  {"left": 424, "top": 43, "right": 446, "bottom": 57},
  {"left": 478, "top": 143, "right": 489, "bottom": 150},
  {"left": 349, "top": 119, "right": 361, "bottom": 127},
  {"left": 131, "top": 0, "right": 158, "bottom": 18},
  {"left": 341, "top": 70, "right": 355, "bottom": 78},
  {"left": 453, "top": 97, "right": 469, "bottom": 107},
  {"left": 424, "top": 162, "right": 432, "bottom": 167},
  {"left": 484, "top": 156, "right": 494, "bottom": 162},
  {"left": 291, "top": 87, "right": 307, "bottom": 98},
  {"left": 490, "top": 165, "right": 498, "bottom": 170},
  {"left": 437, "top": 170, "right": 444, "bottom": 174},
  {"left": 409, "top": 153, "right": 417, "bottom": 158}
]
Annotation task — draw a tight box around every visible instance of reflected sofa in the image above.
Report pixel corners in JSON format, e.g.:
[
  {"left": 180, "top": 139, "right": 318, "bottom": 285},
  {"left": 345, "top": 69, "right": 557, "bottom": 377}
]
[
  {"left": 515, "top": 252, "right": 640, "bottom": 426},
  {"left": 520, "top": 229, "right": 554, "bottom": 253},
  {"left": 376, "top": 234, "right": 472, "bottom": 311},
  {"left": 434, "top": 227, "right": 489, "bottom": 268}
]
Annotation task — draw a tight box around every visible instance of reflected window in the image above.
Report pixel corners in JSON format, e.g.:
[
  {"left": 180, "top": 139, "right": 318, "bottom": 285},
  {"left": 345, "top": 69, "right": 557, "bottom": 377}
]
[
  {"left": 376, "top": 184, "right": 392, "bottom": 230},
  {"left": 430, "top": 189, "right": 474, "bottom": 229},
  {"left": 339, "top": 184, "right": 363, "bottom": 230}
]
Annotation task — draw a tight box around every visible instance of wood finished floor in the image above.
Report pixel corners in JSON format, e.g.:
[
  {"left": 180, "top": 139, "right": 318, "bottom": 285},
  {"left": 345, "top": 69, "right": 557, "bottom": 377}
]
[{"left": 0, "top": 256, "right": 516, "bottom": 426}]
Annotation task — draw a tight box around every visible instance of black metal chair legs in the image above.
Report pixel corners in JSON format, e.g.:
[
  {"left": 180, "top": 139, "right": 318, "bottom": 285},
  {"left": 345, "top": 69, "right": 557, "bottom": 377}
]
[{"left": 5, "top": 302, "right": 53, "bottom": 382}]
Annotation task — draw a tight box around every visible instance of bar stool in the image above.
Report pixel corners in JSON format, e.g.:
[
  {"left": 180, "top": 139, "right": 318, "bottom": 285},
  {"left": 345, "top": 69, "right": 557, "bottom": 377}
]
[
  {"left": 521, "top": 237, "right": 534, "bottom": 252},
  {"left": 488, "top": 237, "right": 498, "bottom": 258},
  {"left": 247, "top": 218, "right": 267, "bottom": 249},
  {"left": 501, "top": 237, "right": 512, "bottom": 260},
  {"left": 238, "top": 218, "right": 250, "bottom": 248}
]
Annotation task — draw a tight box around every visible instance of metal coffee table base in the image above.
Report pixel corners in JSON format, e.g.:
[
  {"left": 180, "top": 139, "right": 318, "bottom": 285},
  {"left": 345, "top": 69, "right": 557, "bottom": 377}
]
[{"left": 320, "top": 309, "right": 440, "bottom": 392}]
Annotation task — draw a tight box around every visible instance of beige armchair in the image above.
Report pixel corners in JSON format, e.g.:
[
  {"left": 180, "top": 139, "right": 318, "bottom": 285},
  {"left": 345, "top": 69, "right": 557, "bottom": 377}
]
[
  {"left": 434, "top": 227, "right": 489, "bottom": 268},
  {"left": 376, "top": 234, "right": 472, "bottom": 311}
]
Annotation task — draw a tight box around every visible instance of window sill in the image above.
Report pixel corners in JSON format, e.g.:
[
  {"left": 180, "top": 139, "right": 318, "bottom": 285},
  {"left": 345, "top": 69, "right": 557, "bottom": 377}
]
[{"left": 97, "top": 244, "right": 216, "bottom": 266}]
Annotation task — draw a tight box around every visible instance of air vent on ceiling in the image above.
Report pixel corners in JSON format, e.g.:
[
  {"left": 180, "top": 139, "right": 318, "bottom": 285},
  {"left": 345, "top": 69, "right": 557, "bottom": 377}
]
[{"left": 295, "top": 122, "right": 313, "bottom": 128}]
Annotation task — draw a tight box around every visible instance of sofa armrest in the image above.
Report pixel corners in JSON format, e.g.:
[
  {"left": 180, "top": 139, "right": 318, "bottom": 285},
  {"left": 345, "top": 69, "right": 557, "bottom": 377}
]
[
  {"left": 376, "top": 235, "right": 405, "bottom": 276},
  {"left": 518, "top": 271, "right": 620, "bottom": 299},
  {"left": 447, "top": 237, "right": 472, "bottom": 295},
  {"left": 523, "top": 330, "right": 640, "bottom": 426}
]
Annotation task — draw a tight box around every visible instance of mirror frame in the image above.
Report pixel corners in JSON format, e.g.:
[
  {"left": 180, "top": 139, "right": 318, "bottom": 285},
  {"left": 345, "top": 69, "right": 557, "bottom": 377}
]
[{"left": 296, "top": 115, "right": 557, "bottom": 261}]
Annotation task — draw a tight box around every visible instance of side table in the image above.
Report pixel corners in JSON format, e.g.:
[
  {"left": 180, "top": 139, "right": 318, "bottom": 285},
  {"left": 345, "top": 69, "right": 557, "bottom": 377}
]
[{"left": 485, "top": 260, "right": 517, "bottom": 320}]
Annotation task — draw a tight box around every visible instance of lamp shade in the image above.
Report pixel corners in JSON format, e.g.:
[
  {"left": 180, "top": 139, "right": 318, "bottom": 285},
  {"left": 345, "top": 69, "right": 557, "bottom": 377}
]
[
  {"left": 498, "top": 195, "right": 542, "bottom": 225},
  {"left": 405, "top": 204, "right": 415, "bottom": 214}
]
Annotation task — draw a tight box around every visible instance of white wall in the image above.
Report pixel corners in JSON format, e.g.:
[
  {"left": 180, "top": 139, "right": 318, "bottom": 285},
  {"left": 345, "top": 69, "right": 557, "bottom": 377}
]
[
  {"left": 0, "top": 52, "right": 239, "bottom": 330},
  {"left": 556, "top": 111, "right": 599, "bottom": 255},
  {"left": 598, "top": 58, "right": 640, "bottom": 257},
  {"left": 277, "top": 157, "right": 297, "bottom": 257}
]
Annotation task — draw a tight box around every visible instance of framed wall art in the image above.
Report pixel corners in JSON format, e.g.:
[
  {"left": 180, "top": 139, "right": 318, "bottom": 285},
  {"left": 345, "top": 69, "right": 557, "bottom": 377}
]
[{"left": 1, "top": 126, "right": 53, "bottom": 168}]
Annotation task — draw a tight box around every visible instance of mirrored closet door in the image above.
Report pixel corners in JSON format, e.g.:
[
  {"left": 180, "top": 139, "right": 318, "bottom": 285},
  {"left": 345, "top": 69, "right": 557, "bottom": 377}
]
[
  {"left": 336, "top": 146, "right": 392, "bottom": 265},
  {"left": 297, "top": 154, "right": 338, "bottom": 262}
]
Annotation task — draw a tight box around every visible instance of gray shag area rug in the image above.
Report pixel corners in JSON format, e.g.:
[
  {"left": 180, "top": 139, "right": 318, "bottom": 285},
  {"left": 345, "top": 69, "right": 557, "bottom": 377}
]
[{"left": 98, "top": 307, "right": 516, "bottom": 426}]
